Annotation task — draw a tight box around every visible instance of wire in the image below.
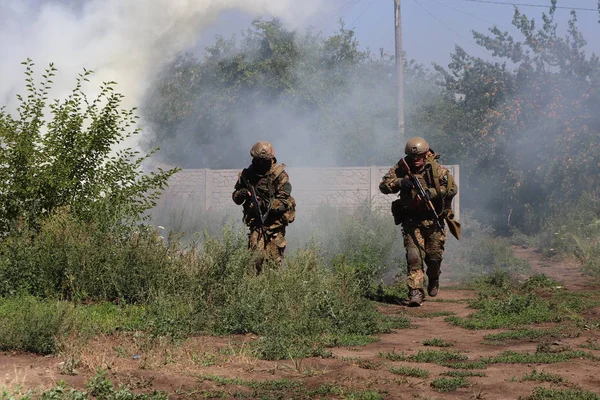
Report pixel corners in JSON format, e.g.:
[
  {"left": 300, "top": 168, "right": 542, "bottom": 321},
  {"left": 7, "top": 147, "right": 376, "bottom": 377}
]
[
  {"left": 413, "top": 0, "right": 496, "bottom": 56},
  {"left": 456, "top": 0, "right": 598, "bottom": 11},
  {"left": 312, "top": 0, "right": 365, "bottom": 26},
  {"left": 431, "top": 0, "right": 516, "bottom": 32},
  {"left": 351, "top": 0, "right": 378, "bottom": 27}
]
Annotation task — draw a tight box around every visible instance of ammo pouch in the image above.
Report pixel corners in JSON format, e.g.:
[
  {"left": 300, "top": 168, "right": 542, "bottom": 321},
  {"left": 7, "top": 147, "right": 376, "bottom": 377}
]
[{"left": 391, "top": 199, "right": 407, "bottom": 225}]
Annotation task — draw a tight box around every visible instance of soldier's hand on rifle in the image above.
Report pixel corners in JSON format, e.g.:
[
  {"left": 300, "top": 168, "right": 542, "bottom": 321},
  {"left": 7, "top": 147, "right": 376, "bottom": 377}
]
[
  {"left": 234, "top": 189, "right": 251, "bottom": 202},
  {"left": 399, "top": 178, "right": 414, "bottom": 191}
]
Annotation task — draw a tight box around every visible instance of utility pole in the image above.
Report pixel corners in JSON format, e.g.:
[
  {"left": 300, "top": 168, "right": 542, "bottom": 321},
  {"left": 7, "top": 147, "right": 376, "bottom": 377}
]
[{"left": 394, "top": 0, "right": 405, "bottom": 137}]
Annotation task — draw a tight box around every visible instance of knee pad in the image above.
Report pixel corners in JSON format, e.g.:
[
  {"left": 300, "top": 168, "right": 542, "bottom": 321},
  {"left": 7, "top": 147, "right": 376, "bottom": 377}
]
[{"left": 406, "top": 247, "right": 421, "bottom": 270}]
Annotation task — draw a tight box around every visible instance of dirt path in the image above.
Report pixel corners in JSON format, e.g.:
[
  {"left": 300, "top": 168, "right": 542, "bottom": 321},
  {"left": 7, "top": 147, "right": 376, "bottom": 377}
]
[{"left": 2, "top": 247, "right": 600, "bottom": 399}]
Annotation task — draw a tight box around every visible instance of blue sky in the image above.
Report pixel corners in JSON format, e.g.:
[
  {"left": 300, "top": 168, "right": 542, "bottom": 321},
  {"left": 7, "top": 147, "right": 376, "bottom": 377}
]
[{"left": 196, "top": 0, "right": 600, "bottom": 68}]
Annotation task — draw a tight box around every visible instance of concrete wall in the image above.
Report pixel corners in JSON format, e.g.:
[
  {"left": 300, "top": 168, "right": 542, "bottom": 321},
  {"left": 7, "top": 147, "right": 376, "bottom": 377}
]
[{"left": 161, "top": 165, "right": 460, "bottom": 220}]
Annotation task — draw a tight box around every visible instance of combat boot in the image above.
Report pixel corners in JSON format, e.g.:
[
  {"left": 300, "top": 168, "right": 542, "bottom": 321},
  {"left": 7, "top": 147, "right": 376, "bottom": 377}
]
[
  {"left": 408, "top": 289, "right": 424, "bottom": 307},
  {"left": 427, "top": 278, "right": 439, "bottom": 297}
]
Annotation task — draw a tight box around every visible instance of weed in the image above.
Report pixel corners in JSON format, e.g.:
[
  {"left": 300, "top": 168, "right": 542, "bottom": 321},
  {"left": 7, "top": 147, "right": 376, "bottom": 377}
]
[
  {"left": 388, "top": 366, "right": 430, "bottom": 378},
  {"left": 520, "top": 274, "right": 560, "bottom": 292},
  {"left": 430, "top": 377, "right": 470, "bottom": 392}
]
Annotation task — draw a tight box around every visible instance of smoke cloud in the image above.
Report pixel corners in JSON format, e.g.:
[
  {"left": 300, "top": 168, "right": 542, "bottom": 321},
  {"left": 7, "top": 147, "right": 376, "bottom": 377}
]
[{"left": 0, "top": 0, "right": 329, "bottom": 113}]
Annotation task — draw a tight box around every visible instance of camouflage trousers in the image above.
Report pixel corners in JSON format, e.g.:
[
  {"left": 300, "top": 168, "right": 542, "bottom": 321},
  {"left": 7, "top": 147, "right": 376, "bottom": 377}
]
[
  {"left": 402, "top": 222, "right": 446, "bottom": 292},
  {"left": 248, "top": 226, "right": 287, "bottom": 274}
]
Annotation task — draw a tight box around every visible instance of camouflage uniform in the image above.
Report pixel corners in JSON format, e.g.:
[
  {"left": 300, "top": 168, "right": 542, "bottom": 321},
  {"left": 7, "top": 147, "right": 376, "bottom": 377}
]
[
  {"left": 379, "top": 138, "right": 458, "bottom": 306},
  {"left": 232, "top": 142, "right": 296, "bottom": 273}
]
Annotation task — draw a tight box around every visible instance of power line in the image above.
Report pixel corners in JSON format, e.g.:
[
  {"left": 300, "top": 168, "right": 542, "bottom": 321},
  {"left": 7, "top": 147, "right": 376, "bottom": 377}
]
[
  {"left": 457, "top": 0, "right": 598, "bottom": 11},
  {"left": 312, "top": 0, "right": 365, "bottom": 26},
  {"left": 413, "top": 0, "right": 496, "bottom": 56},
  {"left": 351, "top": 0, "right": 377, "bottom": 27},
  {"left": 431, "top": 0, "right": 516, "bottom": 31}
]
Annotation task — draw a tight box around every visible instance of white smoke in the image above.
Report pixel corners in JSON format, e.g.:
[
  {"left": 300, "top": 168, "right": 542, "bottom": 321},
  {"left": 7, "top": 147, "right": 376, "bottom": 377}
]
[{"left": 0, "top": 0, "right": 329, "bottom": 112}]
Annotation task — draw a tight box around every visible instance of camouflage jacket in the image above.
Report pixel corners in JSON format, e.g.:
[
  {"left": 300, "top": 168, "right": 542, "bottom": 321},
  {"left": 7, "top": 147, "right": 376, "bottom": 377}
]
[
  {"left": 379, "top": 152, "right": 457, "bottom": 223},
  {"left": 232, "top": 162, "right": 295, "bottom": 230}
]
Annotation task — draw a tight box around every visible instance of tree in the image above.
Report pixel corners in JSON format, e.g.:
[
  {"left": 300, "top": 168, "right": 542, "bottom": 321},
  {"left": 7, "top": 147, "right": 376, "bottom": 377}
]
[{"left": 0, "top": 60, "right": 179, "bottom": 234}]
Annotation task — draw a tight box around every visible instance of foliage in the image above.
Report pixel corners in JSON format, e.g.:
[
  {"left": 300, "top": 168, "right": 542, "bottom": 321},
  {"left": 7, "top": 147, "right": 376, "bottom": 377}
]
[
  {"left": 142, "top": 19, "right": 438, "bottom": 169},
  {"left": 0, "top": 60, "right": 179, "bottom": 235},
  {"left": 419, "top": 4, "right": 600, "bottom": 233}
]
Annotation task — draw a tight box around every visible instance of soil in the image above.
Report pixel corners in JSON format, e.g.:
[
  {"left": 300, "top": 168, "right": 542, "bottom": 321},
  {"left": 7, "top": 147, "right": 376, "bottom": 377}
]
[{"left": 2, "top": 246, "right": 600, "bottom": 399}]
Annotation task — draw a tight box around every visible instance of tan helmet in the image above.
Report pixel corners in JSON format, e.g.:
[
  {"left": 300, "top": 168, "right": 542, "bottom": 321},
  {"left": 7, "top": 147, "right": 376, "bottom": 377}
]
[
  {"left": 250, "top": 141, "right": 275, "bottom": 160},
  {"left": 404, "top": 137, "right": 430, "bottom": 156}
]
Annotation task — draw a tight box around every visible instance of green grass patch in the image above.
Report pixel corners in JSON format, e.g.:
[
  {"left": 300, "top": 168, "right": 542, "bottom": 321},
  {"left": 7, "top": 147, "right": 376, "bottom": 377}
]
[
  {"left": 409, "top": 350, "right": 468, "bottom": 363},
  {"left": 519, "top": 369, "right": 565, "bottom": 383},
  {"left": 445, "top": 293, "right": 560, "bottom": 329},
  {"left": 422, "top": 338, "right": 454, "bottom": 347},
  {"left": 377, "top": 315, "right": 411, "bottom": 331},
  {"left": 485, "top": 350, "right": 594, "bottom": 364},
  {"left": 440, "top": 371, "right": 486, "bottom": 377},
  {"left": 198, "top": 375, "right": 301, "bottom": 391},
  {"left": 378, "top": 350, "right": 407, "bottom": 361},
  {"left": 525, "top": 387, "right": 600, "bottom": 400},
  {"left": 439, "top": 361, "right": 488, "bottom": 369},
  {"left": 379, "top": 349, "right": 467, "bottom": 363},
  {"left": 388, "top": 366, "right": 430, "bottom": 378},
  {"left": 483, "top": 328, "right": 562, "bottom": 342},
  {"left": 430, "top": 377, "right": 470, "bottom": 392},
  {"left": 413, "top": 311, "right": 456, "bottom": 318},
  {"left": 520, "top": 274, "right": 561, "bottom": 291}
]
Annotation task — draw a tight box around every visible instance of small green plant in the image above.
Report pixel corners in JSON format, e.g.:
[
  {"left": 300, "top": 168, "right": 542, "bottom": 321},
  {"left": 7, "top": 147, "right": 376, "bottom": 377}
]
[
  {"left": 388, "top": 366, "right": 430, "bottom": 378},
  {"left": 422, "top": 338, "right": 454, "bottom": 347},
  {"left": 378, "top": 350, "right": 407, "bottom": 361},
  {"left": 519, "top": 369, "right": 565, "bottom": 384},
  {"left": 579, "top": 339, "right": 600, "bottom": 350},
  {"left": 430, "top": 377, "right": 470, "bottom": 392},
  {"left": 408, "top": 350, "right": 468, "bottom": 363}
]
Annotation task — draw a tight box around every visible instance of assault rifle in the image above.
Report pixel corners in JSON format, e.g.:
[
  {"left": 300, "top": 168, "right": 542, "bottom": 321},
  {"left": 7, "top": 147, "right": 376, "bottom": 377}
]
[
  {"left": 241, "top": 176, "right": 268, "bottom": 246},
  {"left": 400, "top": 158, "right": 444, "bottom": 231}
]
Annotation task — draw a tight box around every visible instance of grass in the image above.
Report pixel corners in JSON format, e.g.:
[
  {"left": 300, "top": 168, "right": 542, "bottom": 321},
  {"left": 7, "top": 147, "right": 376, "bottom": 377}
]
[
  {"left": 579, "top": 339, "right": 600, "bottom": 350},
  {"left": 413, "top": 311, "right": 457, "bottom": 318},
  {"left": 525, "top": 387, "right": 600, "bottom": 400},
  {"left": 439, "top": 361, "right": 488, "bottom": 370},
  {"left": 422, "top": 338, "right": 454, "bottom": 347},
  {"left": 388, "top": 366, "right": 430, "bottom": 378},
  {"left": 430, "top": 377, "right": 470, "bottom": 392},
  {"left": 519, "top": 369, "right": 566, "bottom": 384},
  {"left": 379, "top": 349, "right": 468, "bottom": 363},
  {"left": 485, "top": 350, "right": 594, "bottom": 364},
  {"left": 483, "top": 328, "right": 565, "bottom": 342},
  {"left": 440, "top": 371, "right": 486, "bottom": 377}
]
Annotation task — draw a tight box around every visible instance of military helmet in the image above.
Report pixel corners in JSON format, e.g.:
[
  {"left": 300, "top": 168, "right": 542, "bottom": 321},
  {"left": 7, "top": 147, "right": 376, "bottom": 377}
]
[
  {"left": 250, "top": 141, "right": 275, "bottom": 160},
  {"left": 404, "top": 137, "right": 430, "bottom": 156}
]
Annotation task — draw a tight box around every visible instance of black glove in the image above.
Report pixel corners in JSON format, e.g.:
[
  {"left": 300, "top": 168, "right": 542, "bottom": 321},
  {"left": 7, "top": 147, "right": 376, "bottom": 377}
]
[
  {"left": 234, "top": 189, "right": 250, "bottom": 202},
  {"left": 399, "top": 178, "right": 414, "bottom": 191}
]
